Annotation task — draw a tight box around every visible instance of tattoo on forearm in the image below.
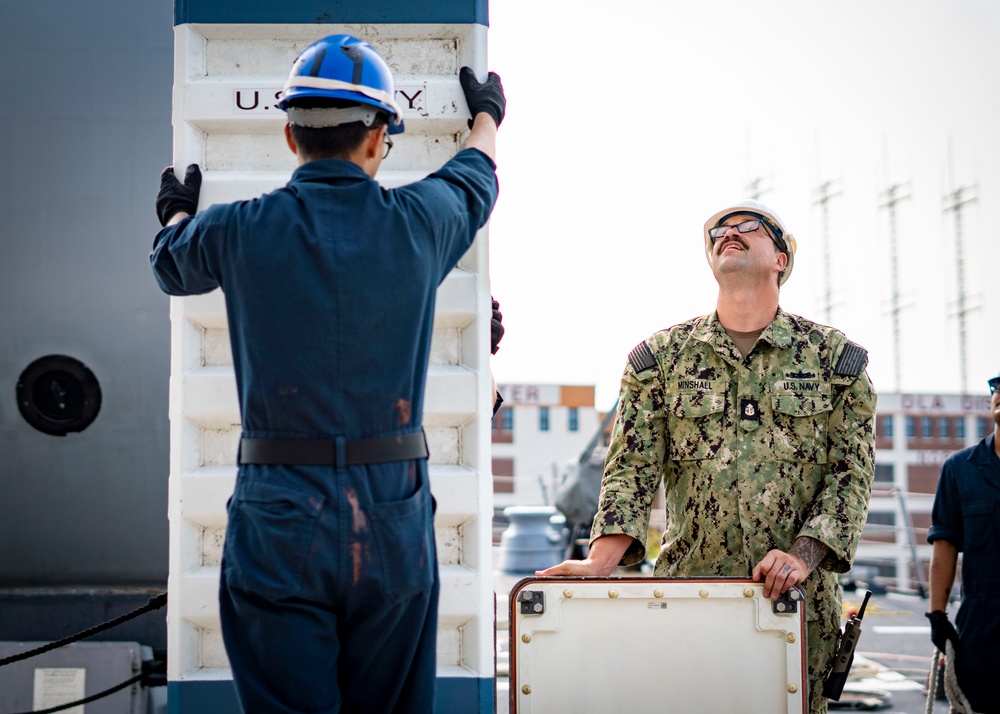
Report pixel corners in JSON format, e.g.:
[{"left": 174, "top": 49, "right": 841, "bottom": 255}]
[{"left": 789, "top": 537, "right": 828, "bottom": 573}]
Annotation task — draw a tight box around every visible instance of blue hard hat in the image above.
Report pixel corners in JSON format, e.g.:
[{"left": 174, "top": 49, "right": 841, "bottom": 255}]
[{"left": 278, "top": 35, "right": 405, "bottom": 134}]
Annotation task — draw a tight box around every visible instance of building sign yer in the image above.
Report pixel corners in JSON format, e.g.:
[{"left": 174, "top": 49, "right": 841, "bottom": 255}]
[{"left": 496, "top": 385, "right": 564, "bottom": 405}]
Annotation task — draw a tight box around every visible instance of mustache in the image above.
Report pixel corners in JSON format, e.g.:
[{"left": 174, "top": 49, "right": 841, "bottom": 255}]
[{"left": 716, "top": 236, "right": 748, "bottom": 254}]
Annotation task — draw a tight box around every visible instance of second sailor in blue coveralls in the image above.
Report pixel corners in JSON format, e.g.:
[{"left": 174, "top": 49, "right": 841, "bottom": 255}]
[
  {"left": 927, "top": 369, "right": 1000, "bottom": 714},
  {"left": 149, "top": 35, "right": 505, "bottom": 714}
]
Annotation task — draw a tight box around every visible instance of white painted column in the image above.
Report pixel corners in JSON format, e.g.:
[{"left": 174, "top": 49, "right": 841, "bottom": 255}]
[{"left": 166, "top": 22, "right": 494, "bottom": 711}]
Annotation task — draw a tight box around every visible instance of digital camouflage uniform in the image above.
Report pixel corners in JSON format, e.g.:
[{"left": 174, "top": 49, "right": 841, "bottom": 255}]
[{"left": 592, "top": 309, "right": 876, "bottom": 714}]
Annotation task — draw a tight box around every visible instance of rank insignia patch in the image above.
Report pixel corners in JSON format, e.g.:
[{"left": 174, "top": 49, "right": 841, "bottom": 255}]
[{"left": 740, "top": 398, "right": 760, "bottom": 421}]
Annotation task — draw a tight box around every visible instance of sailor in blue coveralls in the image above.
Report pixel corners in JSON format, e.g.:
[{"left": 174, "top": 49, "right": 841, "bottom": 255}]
[
  {"left": 149, "top": 35, "right": 505, "bottom": 714},
  {"left": 927, "top": 369, "right": 1000, "bottom": 713}
]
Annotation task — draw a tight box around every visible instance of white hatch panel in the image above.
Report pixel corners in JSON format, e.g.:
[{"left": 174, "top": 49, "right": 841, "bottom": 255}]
[{"left": 510, "top": 578, "right": 807, "bottom": 714}]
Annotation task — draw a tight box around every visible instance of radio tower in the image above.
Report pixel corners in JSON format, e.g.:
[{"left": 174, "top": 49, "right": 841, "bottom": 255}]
[
  {"left": 814, "top": 180, "right": 841, "bottom": 324},
  {"left": 879, "top": 182, "right": 910, "bottom": 393},
  {"left": 942, "top": 164, "right": 978, "bottom": 395}
]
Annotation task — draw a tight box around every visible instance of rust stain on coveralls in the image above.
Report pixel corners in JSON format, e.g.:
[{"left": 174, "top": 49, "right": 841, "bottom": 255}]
[{"left": 346, "top": 487, "right": 370, "bottom": 587}]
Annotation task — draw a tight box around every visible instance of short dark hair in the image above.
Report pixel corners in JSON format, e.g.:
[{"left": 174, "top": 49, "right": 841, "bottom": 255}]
[{"left": 286, "top": 98, "right": 388, "bottom": 160}]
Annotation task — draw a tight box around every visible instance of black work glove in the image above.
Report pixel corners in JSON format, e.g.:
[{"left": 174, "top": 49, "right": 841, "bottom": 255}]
[
  {"left": 926, "top": 611, "right": 961, "bottom": 654},
  {"left": 460, "top": 67, "right": 505, "bottom": 129},
  {"left": 490, "top": 297, "right": 504, "bottom": 354},
  {"left": 156, "top": 164, "right": 202, "bottom": 227}
]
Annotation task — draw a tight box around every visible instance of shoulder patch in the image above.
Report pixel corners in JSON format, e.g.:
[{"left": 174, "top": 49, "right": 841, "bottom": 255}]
[
  {"left": 834, "top": 342, "right": 867, "bottom": 377},
  {"left": 628, "top": 341, "right": 656, "bottom": 373}
]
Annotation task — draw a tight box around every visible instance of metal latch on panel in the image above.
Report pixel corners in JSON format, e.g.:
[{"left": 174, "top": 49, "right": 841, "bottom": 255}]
[
  {"left": 518, "top": 590, "right": 544, "bottom": 615},
  {"left": 772, "top": 587, "right": 803, "bottom": 614}
]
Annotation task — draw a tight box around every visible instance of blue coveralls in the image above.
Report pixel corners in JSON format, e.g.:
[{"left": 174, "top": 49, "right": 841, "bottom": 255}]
[
  {"left": 927, "top": 433, "right": 1000, "bottom": 713},
  {"left": 150, "top": 149, "right": 498, "bottom": 714}
]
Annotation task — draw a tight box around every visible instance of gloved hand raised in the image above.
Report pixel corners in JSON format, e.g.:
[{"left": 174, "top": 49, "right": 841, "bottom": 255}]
[
  {"left": 926, "top": 611, "right": 961, "bottom": 654},
  {"left": 490, "top": 297, "right": 504, "bottom": 354},
  {"left": 156, "top": 164, "right": 202, "bottom": 227},
  {"left": 460, "top": 67, "right": 505, "bottom": 129}
]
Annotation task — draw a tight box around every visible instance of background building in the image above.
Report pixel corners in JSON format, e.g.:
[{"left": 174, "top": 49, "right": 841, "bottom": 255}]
[
  {"left": 858, "top": 390, "right": 993, "bottom": 593},
  {"left": 491, "top": 384, "right": 603, "bottom": 509}
]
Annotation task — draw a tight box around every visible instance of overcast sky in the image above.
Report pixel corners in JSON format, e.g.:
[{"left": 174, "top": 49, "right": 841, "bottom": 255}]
[{"left": 484, "top": 0, "right": 1000, "bottom": 410}]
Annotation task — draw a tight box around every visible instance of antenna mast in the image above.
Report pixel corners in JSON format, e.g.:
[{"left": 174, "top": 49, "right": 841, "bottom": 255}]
[
  {"left": 942, "top": 140, "right": 979, "bottom": 394},
  {"left": 879, "top": 182, "right": 910, "bottom": 393},
  {"left": 745, "top": 176, "right": 768, "bottom": 201},
  {"left": 814, "top": 180, "right": 841, "bottom": 324},
  {"left": 942, "top": 181, "right": 978, "bottom": 395}
]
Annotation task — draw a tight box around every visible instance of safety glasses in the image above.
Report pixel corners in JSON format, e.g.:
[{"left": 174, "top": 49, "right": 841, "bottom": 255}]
[{"left": 708, "top": 219, "right": 763, "bottom": 244}]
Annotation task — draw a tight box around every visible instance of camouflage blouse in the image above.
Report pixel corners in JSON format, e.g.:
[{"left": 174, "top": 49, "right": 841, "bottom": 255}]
[{"left": 592, "top": 309, "right": 877, "bottom": 622}]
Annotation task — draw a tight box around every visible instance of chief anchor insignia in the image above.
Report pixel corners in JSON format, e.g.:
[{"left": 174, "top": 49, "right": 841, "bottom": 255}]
[{"left": 740, "top": 398, "right": 760, "bottom": 422}]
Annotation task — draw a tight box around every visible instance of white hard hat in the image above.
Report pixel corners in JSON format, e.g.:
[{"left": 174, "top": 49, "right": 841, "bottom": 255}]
[{"left": 703, "top": 199, "right": 797, "bottom": 286}]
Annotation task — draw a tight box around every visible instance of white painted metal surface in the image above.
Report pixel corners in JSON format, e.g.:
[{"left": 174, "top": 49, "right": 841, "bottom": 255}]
[
  {"left": 509, "top": 578, "right": 807, "bottom": 714},
  {"left": 167, "top": 22, "right": 493, "bottom": 689}
]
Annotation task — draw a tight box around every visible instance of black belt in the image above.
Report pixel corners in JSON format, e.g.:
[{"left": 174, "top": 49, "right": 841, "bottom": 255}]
[{"left": 239, "top": 430, "right": 428, "bottom": 466}]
